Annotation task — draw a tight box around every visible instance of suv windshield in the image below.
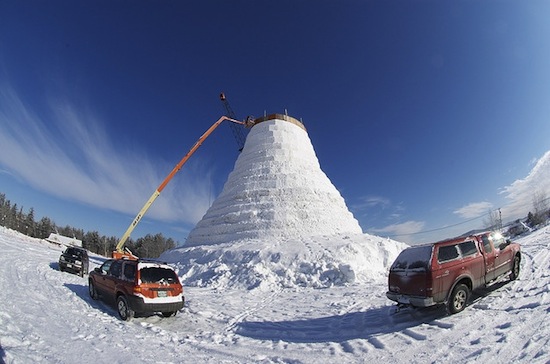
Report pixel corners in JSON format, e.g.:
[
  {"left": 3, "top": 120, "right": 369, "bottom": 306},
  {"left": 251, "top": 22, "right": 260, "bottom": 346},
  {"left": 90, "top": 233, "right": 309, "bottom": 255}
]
[
  {"left": 140, "top": 267, "right": 179, "bottom": 284},
  {"left": 391, "top": 245, "right": 433, "bottom": 271}
]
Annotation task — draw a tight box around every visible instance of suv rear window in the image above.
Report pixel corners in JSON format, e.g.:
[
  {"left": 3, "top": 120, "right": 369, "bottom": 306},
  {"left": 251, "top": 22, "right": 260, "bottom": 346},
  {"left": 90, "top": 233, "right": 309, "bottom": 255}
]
[
  {"left": 140, "top": 267, "right": 179, "bottom": 284},
  {"left": 391, "top": 245, "right": 432, "bottom": 271}
]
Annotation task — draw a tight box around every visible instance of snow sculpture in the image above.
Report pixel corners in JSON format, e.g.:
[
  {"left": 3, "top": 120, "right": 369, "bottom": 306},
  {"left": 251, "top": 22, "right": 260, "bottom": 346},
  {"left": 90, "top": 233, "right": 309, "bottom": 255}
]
[{"left": 185, "top": 114, "right": 362, "bottom": 246}]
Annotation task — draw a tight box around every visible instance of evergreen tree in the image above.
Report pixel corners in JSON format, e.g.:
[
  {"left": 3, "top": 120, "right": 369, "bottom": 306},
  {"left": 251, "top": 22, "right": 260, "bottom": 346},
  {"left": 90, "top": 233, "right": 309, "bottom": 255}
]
[
  {"left": 83, "top": 231, "right": 101, "bottom": 254},
  {"left": 0, "top": 192, "right": 180, "bottom": 257},
  {"left": 36, "top": 217, "right": 54, "bottom": 239},
  {"left": 24, "top": 207, "right": 36, "bottom": 237},
  {"left": 10, "top": 203, "right": 18, "bottom": 230}
]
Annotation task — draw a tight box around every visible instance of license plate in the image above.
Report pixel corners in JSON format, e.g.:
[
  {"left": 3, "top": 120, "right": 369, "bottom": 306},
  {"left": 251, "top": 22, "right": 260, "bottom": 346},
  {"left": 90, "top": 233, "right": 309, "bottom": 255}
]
[{"left": 158, "top": 290, "right": 167, "bottom": 298}]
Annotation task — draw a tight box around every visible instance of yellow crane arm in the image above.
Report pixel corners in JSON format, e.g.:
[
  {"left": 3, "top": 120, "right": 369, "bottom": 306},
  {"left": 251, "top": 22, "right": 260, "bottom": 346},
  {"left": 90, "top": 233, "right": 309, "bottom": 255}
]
[{"left": 113, "top": 115, "right": 245, "bottom": 258}]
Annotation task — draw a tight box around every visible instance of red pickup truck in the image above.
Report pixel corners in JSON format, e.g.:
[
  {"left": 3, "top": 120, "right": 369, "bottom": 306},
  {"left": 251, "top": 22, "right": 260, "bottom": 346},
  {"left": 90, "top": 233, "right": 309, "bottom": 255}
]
[{"left": 386, "top": 231, "right": 521, "bottom": 314}]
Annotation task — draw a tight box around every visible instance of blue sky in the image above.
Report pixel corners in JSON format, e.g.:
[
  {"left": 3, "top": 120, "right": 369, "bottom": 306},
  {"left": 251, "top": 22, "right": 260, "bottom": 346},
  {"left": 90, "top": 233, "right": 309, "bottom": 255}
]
[{"left": 1, "top": 1, "right": 550, "bottom": 245}]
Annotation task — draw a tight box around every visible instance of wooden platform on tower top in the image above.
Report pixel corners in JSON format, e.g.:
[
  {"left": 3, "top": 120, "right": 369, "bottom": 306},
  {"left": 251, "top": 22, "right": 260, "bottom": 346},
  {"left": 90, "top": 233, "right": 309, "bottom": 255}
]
[{"left": 251, "top": 113, "right": 306, "bottom": 131}]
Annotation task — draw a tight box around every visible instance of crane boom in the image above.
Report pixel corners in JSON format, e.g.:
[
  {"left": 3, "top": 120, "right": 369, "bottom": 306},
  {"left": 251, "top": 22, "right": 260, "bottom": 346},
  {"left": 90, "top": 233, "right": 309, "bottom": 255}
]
[
  {"left": 220, "top": 93, "right": 247, "bottom": 151},
  {"left": 113, "top": 115, "right": 245, "bottom": 259}
]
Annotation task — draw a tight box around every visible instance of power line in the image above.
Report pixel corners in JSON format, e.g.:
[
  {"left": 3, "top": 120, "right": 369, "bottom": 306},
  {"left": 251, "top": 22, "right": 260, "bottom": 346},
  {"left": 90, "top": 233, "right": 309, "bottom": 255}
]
[
  {"left": 387, "top": 213, "right": 488, "bottom": 238},
  {"left": 385, "top": 194, "right": 550, "bottom": 239}
]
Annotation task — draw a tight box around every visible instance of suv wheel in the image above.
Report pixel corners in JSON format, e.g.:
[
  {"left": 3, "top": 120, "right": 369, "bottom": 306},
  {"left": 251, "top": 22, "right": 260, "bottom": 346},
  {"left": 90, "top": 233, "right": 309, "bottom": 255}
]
[
  {"left": 89, "top": 281, "right": 99, "bottom": 300},
  {"left": 510, "top": 255, "right": 520, "bottom": 281},
  {"left": 448, "top": 284, "right": 469, "bottom": 314},
  {"left": 117, "top": 296, "right": 134, "bottom": 321}
]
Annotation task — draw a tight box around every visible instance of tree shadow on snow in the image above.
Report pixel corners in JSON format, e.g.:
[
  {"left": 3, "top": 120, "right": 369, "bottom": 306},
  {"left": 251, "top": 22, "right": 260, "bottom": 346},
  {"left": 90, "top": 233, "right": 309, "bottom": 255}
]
[{"left": 235, "top": 304, "right": 449, "bottom": 344}]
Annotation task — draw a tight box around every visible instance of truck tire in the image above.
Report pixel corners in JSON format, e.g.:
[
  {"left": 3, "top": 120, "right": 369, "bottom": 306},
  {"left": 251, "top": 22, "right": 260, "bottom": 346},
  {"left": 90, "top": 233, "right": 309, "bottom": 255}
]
[
  {"left": 510, "top": 255, "right": 520, "bottom": 281},
  {"left": 117, "top": 296, "right": 135, "bottom": 321},
  {"left": 89, "top": 281, "right": 99, "bottom": 300},
  {"left": 162, "top": 311, "right": 177, "bottom": 318},
  {"left": 448, "top": 284, "right": 470, "bottom": 314}
]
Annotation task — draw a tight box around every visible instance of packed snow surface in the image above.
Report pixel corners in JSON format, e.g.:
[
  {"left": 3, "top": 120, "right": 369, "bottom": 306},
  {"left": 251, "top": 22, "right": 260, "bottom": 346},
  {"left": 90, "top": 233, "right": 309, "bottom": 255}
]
[
  {"left": 186, "top": 118, "right": 363, "bottom": 246},
  {"left": 2, "top": 226, "right": 550, "bottom": 363}
]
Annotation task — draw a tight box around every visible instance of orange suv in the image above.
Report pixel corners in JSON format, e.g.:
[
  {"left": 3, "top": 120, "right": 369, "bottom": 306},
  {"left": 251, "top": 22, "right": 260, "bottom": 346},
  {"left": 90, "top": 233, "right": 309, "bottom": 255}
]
[{"left": 88, "top": 258, "right": 185, "bottom": 320}]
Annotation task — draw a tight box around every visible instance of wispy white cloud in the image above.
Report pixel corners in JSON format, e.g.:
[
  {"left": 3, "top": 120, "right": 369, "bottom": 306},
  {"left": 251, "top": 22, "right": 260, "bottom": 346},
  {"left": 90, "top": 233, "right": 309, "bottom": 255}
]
[
  {"left": 500, "top": 150, "right": 550, "bottom": 220},
  {"left": 453, "top": 201, "right": 494, "bottom": 219},
  {"left": 352, "top": 195, "right": 391, "bottom": 210},
  {"left": 0, "top": 84, "right": 213, "bottom": 224},
  {"left": 370, "top": 220, "right": 425, "bottom": 243}
]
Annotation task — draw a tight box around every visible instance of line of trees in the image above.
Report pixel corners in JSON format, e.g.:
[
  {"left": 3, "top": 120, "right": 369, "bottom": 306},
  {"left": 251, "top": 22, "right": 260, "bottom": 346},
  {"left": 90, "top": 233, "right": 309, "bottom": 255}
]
[
  {"left": 0, "top": 193, "right": 177, "bottom": 258},
  {"left": 526, "top": 191, "right": 550, "bottom": 227},
  {"left": 483, "top": 191, "right": 550, "bottom": 233}
]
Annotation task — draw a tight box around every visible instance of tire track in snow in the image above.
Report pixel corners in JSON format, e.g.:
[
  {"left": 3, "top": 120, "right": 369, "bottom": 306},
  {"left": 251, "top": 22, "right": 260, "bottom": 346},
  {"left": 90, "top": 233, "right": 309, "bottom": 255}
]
[{"left": 224, "top": 288, "right": 283, "bottom": 333}]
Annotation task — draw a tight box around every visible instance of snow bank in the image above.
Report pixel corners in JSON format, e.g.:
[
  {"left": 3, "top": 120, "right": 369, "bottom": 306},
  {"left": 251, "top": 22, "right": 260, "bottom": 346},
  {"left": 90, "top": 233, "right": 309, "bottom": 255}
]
[{"left": 161, "top": 233, "right": 407, "bottom": 290}]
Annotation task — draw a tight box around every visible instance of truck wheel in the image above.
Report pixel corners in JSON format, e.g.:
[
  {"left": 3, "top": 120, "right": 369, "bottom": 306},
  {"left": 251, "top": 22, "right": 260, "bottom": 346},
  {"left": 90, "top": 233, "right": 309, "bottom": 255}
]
[
  {"left": 162, "top": 311, "right": 177, "bottom": 318},
  {"left": 510, "top": 255, "right": 520, "bottom": 281},
  {"left": 89, "top": 281, "right": 99, "bottom": 300},
  {"left": 117, "top": 296, "right": 134, "bottom": 321},
  {"left": 448, "top": 284, "right": 469, "bottom": 314}
]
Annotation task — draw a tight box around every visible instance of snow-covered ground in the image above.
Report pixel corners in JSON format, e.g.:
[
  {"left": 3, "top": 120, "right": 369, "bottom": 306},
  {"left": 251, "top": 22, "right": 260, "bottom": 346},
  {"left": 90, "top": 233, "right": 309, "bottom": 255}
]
[{"left": 1, "top": 226, "right": 550, "bottom": 363}]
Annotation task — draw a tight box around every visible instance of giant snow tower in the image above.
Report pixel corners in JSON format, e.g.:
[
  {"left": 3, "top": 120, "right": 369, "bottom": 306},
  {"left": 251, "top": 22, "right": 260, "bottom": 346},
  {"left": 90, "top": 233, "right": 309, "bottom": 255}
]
[{"left": 185, "top": 114, "right": 362, "bottom": 246}]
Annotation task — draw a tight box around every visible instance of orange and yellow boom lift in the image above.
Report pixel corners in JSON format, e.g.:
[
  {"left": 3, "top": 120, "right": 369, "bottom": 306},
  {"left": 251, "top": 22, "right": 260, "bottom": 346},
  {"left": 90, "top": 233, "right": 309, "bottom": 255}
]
[{"left": 113, "top": 115, "right": 246, "bottom": 259}]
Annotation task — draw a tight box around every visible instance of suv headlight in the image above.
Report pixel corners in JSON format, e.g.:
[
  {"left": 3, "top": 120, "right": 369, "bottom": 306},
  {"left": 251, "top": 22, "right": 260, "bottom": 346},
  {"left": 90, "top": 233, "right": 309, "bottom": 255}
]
[{"left": 75, "top": 261, "right": 82, "bottom": 266}]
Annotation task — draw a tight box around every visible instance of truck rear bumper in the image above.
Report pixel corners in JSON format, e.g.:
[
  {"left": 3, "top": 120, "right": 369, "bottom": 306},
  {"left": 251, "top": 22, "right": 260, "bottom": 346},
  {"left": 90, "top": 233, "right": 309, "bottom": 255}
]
[{"left": 386, "top": 291, "right": 435, "bottom": 307}]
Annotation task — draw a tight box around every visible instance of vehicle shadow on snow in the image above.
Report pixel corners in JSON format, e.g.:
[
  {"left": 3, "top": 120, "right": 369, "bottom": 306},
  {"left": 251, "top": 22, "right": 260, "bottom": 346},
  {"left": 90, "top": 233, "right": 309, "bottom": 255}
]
[
  {"left": 0, "top": 340, "right": 6, "bottom": 364},
  {"left": 64, "top": 283, "right": 118, "bottom": 317},
  {"left": 235, "top": 304, "right": 449, "bottom": 344},
  {"left": 236, "top": 282, "right": 511, "bottom": 344},
  {"left": 470, "top": 280, "right": 509, "bottom": 300},
  {"left": 64, "top": 283, "right": 174, "bottom": 320}
]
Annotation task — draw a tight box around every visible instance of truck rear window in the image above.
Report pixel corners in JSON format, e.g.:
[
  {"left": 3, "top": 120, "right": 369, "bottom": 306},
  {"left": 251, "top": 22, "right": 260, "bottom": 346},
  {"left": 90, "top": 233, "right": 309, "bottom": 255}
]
[{"left": 391, "top": 245, "right": 432, "bottom": 271}]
